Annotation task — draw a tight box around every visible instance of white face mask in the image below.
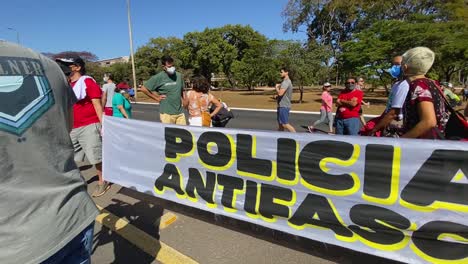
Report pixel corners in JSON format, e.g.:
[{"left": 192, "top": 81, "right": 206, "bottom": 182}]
[
  {"left": 103, "top": 77, "right": 109, "bottom": 82},
  {"left": 165, "top": 66, "right": 176, "bottom": 75}
]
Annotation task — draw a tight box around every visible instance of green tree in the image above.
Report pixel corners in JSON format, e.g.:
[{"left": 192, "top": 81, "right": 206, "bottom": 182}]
[
  {"left": 342, "top": 17, "right": 467, "bottom": 92},
  {"left": 135, "top": 37, "right": 184, "bottom": 80},
  {"left": 109, "top": 62, "right": 132, "bottom": 83},
  {"left": 282, "top": 0, "right": 467, "bottom": 85}
]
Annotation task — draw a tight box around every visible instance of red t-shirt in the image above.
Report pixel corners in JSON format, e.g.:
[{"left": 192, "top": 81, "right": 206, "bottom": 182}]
[
  {"left": 337, "top": 89, "right": 363, "bottom": 119},
  {"left": 71, "top": 78, "right": 102, "bottom": 128}
]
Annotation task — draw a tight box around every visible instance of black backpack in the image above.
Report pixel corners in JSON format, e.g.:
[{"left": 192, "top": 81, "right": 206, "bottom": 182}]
[{"left": 428, "top": 81, "right": 468, "bottom": 140}]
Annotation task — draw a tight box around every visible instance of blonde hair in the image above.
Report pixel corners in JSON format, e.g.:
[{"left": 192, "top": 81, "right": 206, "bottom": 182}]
[{"left": 402, "top": 47, "right": 435, "bottom": 76}]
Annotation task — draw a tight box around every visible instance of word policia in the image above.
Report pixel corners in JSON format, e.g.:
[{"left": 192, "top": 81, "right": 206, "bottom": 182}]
[{"left": 154, "top": 127, "right": 468, "bottom": 263}]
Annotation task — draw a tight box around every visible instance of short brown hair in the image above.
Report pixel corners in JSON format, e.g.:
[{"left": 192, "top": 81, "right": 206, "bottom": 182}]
[{"left": 191, "top": 76, "right": 210, "bottom": 93}]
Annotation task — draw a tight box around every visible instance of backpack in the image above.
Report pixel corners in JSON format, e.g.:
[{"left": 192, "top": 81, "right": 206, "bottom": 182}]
[
  {"left": 210, "top": 104, "right": 234, "bottom": 127},
  {"left": 428, "top": 81, "right": 468, "bottom": 140}
]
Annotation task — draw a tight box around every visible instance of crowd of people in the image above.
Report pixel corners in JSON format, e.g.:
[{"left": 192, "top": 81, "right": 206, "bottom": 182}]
[
  {"left": 299, "top": 47, "right": 468, "bottom": 140},
  {"left": 1, "top": 40, "right": 467, "bottom": 264}
]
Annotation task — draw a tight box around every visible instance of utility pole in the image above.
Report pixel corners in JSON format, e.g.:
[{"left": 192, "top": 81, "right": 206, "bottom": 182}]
[
  {"left": 127, "top": 0, "right": 138, "bottom": 101},
  {"left": 7, "top": 28, "right": 20, "bottom": 44}
]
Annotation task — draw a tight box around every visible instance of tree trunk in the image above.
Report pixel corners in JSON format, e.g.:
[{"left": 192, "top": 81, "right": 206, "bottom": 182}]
[
  {"left": 335, "top": 64, "right": 339, "bottom": 85},
  {"left": 378, "top": 74, "right": 390, "bottom": 96},
  {"left": 299, "top": 85, "right": 304, "bottom": 103}
]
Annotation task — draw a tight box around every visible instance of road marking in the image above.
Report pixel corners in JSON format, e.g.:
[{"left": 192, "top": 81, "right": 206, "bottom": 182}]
[
  {"left": 95, "top": 205, "right": 197, "bottom": 264},
  {"left": 158, "top": 212, "right": 178, "bottom": 230},
  {"left": 132, "top": 102, "right": 379, "bottom": 117}
]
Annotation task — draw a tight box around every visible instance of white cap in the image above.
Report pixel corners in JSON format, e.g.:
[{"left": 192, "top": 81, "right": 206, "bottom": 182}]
[{"left": 323, "top": 82, "right": 331, "bottom": 87}]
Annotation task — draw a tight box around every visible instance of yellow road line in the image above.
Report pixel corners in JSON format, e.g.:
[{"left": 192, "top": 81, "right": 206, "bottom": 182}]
[
  {"left": 158, "top": 212, "right": 178, "bottom": 230},
  {"left": 95, "top": 205, "right": 198, "bottom": 264}
]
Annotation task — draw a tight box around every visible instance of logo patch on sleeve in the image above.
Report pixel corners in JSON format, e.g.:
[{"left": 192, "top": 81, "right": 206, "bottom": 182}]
[{"left": 0, "top": 57, "right": 55, "bottom": 135}]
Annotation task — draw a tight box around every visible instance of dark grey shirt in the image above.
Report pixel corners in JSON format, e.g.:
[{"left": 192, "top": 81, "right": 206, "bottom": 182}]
[
  {"left": 278, "top": 78, "right": 293, "bottom": 108},
  {"left": 0, "top": 41, "right": 98, "bottom": 264}
]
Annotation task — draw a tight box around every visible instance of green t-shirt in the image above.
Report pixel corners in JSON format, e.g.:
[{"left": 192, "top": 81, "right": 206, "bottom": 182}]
[
  {"left": 112, "top": 93, "right": 132, "bottom": 118},
  {"left": 144, "top": 71, "right": 185, "bottom": 115}
]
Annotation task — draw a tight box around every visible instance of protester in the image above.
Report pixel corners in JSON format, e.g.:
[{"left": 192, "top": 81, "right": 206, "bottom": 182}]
[
  {"left": 463, "top": 85, "right": 468, "bottom": 102},
  {"left": 184, "top": 76, "right": 222, "bottom": 126},
  {"left": 442, "top": 83, "right": 461, "bottom": 107},
  {"left": 113, "top": 88, "right": 132, "bottom": 119},
  {"left": 400, "top": 47, "right": 450, "bottom": 139},
  {"left": 308, "top": 82, "right": 334, "bottom": 133},
  {"left": 356, "top": 77, "right": 370, "bottom": 126},
  {"left": 0, "top": 41, "right": 98, "bottom": 264},
  {"left": 140, "top": 55, "right": 186, "bottom": 125},
  {"left": 101, "top": 73, "right": 116, "bottom": 116},
  {"left": 276, "top": 67, "right": 296, "bottom": 132},
  {"left": 116, "top": 79, "right": 130, "bottom": 90},
  {"left": 335, "top": 77, "right": 364, "bottom": 135},
  {"left": 367, "top": 56, "right": 410, "bottom": 137},
  {"left": 56, "top": 56, "right": 110, "bottom": 197},
  {"left": 128, "top": 85, "right": 136, "bottom": 102},
  {"left": 465, "top": 103, "right": 468, "bottom": 117}
]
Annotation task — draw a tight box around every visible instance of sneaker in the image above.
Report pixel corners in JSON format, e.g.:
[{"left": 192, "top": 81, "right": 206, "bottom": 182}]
[{"left": 92, "top": 182, "right": 111, "bottom": 197}]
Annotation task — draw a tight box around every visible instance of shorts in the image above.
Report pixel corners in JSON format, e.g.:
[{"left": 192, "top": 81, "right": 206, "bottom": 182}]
[
  {"left": 277, "top": 107, "right": 290, "bottom": 125},
  {"left": 188, "top": 116, "right": 202, "bottom": 127},
  {"left": 104, "top": 107, "right": 113, "bottom": 116},
  {"left": 70, "top": 123, "right": 102, "bottom": 165},
  {"left": 160, "top": 113, "right": 187, "bottom": 125},
  {"left": 335, "top": 117, "right": 360, "bottom": 135},
  {"left": 42, "top": 222, "right": 94, "bottom": 264}
]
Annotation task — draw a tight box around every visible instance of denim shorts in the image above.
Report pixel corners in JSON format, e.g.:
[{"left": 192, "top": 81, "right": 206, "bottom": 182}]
[
  {"left": 335, "top": 117, "right": 360, "bottom": 135},
  {"left": 41, "top": 222, "right": 94, "bottom": 264},
  {"left": 277, "top": 107, "right": 290, "bottom": 125}
]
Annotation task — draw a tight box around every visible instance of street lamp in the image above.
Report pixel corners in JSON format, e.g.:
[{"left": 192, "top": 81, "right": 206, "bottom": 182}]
[
  {"left": 126, "top": 0, "right": 138, "bottom": 101},
  {"left": 7, "top": 27, "right": 20, "bottom": 44}
]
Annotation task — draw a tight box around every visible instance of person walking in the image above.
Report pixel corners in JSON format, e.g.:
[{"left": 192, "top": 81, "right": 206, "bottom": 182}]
[
  {"left": 308, "top": 82, "right": 334, "bottom": 133},
  {"left": 0, "top": 41, "right": 98, "bottom": 264},
  {"left": 184, "top": 76, "right": 222, "bottom": 126},
  {"left": 276, "top": 67, "right": 296, "bottom": 132},
  {"left": 140, "top": 55, "right": 186, "bottom": 125},
  {"left": 335, "top": 77, "right": 364, "bottom": 135},
  {"left": 101, "top": 73, "right": 116, "bottom": 116},
  {"left": 56, "top": 56, "right": 110, "bottom": 197},
  {"left": 113, "top": 88, "right": 132, "bottom": 119}
]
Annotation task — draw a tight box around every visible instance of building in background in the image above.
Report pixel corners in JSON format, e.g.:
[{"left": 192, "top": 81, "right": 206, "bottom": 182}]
[{"left": 96, "top": 56, "right": 130, "bottom": 67}]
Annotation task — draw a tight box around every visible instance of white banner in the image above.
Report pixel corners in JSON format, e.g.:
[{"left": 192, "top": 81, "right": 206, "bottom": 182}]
[{"left": 103, "top": 116, "right": 468, "bottom": 264}]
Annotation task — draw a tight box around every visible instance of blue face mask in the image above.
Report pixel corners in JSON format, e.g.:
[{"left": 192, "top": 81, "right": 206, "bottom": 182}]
[{"left": 390, "top": 65, "right": 402, "bottom": 78}]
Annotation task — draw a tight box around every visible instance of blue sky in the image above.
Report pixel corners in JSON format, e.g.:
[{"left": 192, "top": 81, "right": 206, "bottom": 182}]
[{"left": 1, "top": 0, "right": 306, "bottom": 60}]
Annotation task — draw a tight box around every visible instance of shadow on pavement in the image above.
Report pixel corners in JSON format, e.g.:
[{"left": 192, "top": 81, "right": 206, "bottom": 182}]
[
  {"left": 116, "top": 187, "right": 404, "bottom": 264},
  {"left": 86, "top": 175, "right": 99, "bottom": 185},
  {"left": 93, "top": 210, "right": 159, "bottom": 264},
  {"left": 103, "top": 198, "right": 164, "bottom": 240}
]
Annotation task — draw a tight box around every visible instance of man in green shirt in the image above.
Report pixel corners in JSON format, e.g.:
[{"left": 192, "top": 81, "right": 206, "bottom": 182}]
[{"left": 140, "top": 55, "right": 187, "bottom": 125}]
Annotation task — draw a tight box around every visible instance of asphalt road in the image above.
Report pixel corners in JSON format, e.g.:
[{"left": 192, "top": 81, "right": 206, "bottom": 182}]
[
  {"left": 89, "top": 103, "right": 399, "bottom": 264},
  {"left": 131, "top": 103, "right": 333, "bottom": 132}
]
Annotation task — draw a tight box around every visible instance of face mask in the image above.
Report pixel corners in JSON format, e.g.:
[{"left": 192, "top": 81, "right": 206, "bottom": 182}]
[
  {"left": 166, "top": 66, "right": 176, "bottom": 75},
  {"left": 346, "top": 83, "right": 355, "bottom": 90},
  {"left": 390, "top": 65, "right": 402, "bottom": 78},
  {"left": 103, "top": 77, "right": 109, "bottom": 82}
]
